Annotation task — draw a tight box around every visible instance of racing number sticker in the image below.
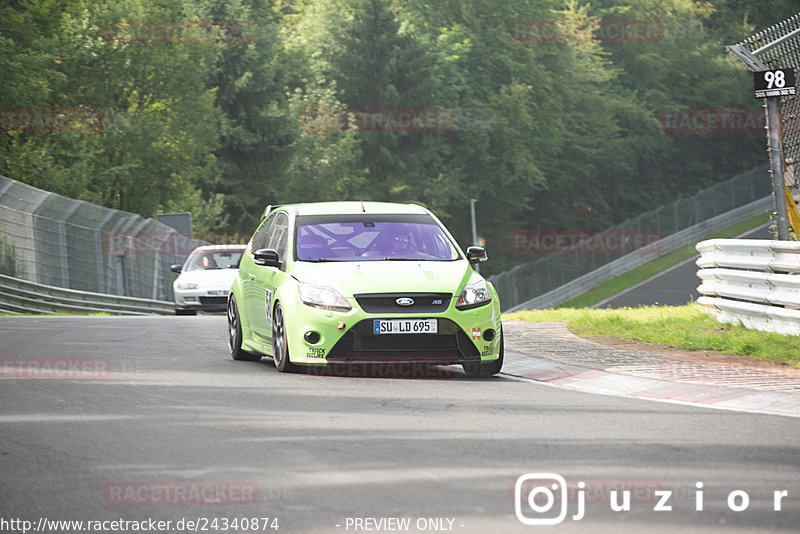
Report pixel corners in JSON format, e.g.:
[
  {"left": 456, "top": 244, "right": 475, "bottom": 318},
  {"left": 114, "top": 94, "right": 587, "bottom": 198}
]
[{"left": 265, "top": 288, "right": 273, "bottom": 326}]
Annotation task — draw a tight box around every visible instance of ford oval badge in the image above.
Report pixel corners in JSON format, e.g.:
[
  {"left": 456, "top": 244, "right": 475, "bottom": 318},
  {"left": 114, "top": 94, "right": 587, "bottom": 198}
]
[{"left": 396, "top": 297, "right": 415, "bottom": 307}]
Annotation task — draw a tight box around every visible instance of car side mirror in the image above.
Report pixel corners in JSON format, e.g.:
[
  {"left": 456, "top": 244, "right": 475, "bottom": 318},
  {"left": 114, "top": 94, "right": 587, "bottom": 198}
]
[
  {"left": 466, "top": 246, "right": 487, "bottom": 264},
  {"left": 170, "top": 264, "right": 182, "bottom": 273},
  {"left": 253, "top": 248, "right": 282, "bottom": 268}
]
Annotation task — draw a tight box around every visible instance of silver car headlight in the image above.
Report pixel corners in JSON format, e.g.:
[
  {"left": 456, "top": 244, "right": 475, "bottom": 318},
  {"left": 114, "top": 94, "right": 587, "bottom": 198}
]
[
  {"left": 298, "top": 282, "right": 351, "bottom": 312},
  {"left": 176, "top": 282, "right": 199, "bottom": 290},
  {"left": 456, "top": 279, "right": 492, "bottom": 310}
]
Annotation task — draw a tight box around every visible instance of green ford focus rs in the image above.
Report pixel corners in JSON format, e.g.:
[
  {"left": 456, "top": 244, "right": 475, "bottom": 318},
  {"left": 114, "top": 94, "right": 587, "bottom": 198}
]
[{"left": 227, "top": 201, "right": 503, "bottom": 377}]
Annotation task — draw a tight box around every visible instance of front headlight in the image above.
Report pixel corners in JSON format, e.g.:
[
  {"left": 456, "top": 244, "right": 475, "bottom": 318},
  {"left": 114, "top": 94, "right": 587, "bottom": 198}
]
[
  {"left": 456, "top": 279, "right": 492, "bottom": 310},
  {"left": 176, "top": 282, "right": 199, "bottom": 290},
  {"left": 298, "top": 282, "right": 352, "bottom": 312}
]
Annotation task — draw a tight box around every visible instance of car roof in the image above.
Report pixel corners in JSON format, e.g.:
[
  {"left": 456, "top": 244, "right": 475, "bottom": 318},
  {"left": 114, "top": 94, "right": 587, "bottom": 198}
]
[{"left": 278, "top": 201, "right": 431, "bottom": 217}]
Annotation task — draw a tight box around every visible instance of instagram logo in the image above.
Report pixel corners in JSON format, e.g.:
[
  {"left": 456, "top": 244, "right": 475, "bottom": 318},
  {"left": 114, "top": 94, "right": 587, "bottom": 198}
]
[{"left": 515, "top": 473, "right": 577, "bottom": 525}]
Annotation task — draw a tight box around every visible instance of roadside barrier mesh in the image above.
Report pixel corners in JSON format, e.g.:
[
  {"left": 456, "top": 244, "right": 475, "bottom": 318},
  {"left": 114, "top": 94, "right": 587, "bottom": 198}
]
[
  {"left": 0, "top": 175, "right": 203, "bottom": 301},
  {"left": 489, "top": 165, "right": 771, "bottom": 310}
]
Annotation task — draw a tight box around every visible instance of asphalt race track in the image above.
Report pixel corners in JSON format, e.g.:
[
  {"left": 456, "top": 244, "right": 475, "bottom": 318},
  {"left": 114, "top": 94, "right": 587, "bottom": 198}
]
[
  {"left": 596, "top": 223, "right": 772, "bottom": 308},
  {"left": 1, "top": 315, "right": 799, "bottom": 533}
]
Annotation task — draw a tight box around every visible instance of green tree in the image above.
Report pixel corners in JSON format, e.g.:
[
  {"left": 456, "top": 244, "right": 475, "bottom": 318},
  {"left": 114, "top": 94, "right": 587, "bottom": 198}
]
[
  {"left": 328, "top": 0, "right": 442, "bottom": 202},
  {"left": 397, "top": 0, "right": 569, "bottom": 270},
  {"left": 197, "top": 0, "right": 304, "bottom": 231},
  {"left": 279, "top": 0, "right": 367, "bottom": 204},
  {"left": 591, "top": 0, "right": 766, "bottom": 211},
  {"left": 1, "top": 0, "right": 225, "bottom": 228}
]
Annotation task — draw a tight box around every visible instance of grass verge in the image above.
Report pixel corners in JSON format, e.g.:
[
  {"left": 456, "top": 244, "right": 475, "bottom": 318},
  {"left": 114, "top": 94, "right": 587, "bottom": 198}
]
[
  {"left": 560, "top": 213, "right": 771, "bottom": 308},
  {"left": 504, "top": 302, "right": 800, "bottom": 367}
]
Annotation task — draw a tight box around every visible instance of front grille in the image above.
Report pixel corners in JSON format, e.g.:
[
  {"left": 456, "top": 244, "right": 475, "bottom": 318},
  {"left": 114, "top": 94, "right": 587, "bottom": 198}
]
[
  {"left": 327, "top": 318, "right": 479, "bottom": 363},
  {"left": 354, "top": 293, "right": 452, "bottom": 314},
  {"left": 358, "top": 334, "right": 454, "bottom": 351},
  {"left": 199, "top": 296, "right": 227, "bottom": 306}
]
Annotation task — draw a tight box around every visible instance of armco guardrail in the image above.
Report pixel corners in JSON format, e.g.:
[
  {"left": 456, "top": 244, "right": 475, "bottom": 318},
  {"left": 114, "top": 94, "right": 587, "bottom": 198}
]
[
  {"left": 502, "top": 196, "right": 771, "bottom": 312},
  {"left": 0, "top": 273, "right": 173, "bottom": 315},
  {"left": 696, "top": 239, "right": 800, "bottom": 336}
]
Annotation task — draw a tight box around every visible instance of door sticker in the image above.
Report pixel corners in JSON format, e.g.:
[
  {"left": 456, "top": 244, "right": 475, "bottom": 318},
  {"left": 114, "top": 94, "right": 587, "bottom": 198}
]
[{"left": 265, "top": 288, "right": 273, "bottom": 326}]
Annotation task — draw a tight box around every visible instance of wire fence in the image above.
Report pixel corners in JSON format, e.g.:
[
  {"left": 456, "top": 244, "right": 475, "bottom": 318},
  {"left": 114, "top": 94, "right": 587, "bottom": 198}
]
[
  {"left": 740, "top": 13, "right": 800, "bottom": 193},
  {"left": 489, "top": 165, "right": 771, "bottom": 311},
  {"left": 727, "top": 13, "right": 800, "bottom": 239},
  {"left": 0, "top": 174, "right": 207, "bottom": 301}
]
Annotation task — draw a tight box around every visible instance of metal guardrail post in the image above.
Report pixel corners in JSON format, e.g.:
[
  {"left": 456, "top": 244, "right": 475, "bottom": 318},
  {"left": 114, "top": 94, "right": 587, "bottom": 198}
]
[
  {"left": 727, "top": 25, "right": 797, "bottom": 240},
  {"left": 58, "top": 202, "right": 81, "bottom": 288},
  {"left": 26, "top": 189, "right": 50, "bottom": 283},
  {"left": 767, "top": 99, "right": 790, "bottom": 240},
  {"left": 95, "top": 210, "right": 116, "bottom": 294}
]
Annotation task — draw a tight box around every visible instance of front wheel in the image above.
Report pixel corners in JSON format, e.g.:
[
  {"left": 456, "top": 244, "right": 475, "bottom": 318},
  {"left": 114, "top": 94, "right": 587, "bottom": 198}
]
[
  {"left": 462, "top": 328, "right": 504, "bottom": 378},
  {"left": 272, "top": 302, "right": 299, "bottom": 373},
  {"left": 228, "top": 296, "right": 260, "bottom": 361}
]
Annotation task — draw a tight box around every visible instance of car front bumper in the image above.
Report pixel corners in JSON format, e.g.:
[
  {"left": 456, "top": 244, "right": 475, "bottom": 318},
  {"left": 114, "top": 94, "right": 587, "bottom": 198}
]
[
  {"left": 283, "top": 296, "right": 503, "bottom": 366},
  {"left": 174, "top": 291, "right": 229, "bottom": 312}
]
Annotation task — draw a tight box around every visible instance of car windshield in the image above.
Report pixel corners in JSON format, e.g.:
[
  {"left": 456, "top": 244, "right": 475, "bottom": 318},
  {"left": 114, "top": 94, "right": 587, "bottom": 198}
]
[
  {"left": 184, "top": 249, "right": 244, "bottom": 271},
  {"left": 295, "top": 214, "right": 460, "bottom": 262}
]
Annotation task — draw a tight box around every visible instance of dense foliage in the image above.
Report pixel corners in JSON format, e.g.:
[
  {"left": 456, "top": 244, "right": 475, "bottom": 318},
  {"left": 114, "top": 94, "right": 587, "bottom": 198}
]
[{"left": 2, "top": 0, "right": 797, "bottom": 273}]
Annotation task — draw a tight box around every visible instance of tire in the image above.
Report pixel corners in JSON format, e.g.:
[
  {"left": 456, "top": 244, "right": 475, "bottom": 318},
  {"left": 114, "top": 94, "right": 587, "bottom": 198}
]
[
  {"left": 175, "top": 309, "right": 197, "bottom": 316},
  {"left": 272, "top": 302, "right": 299, "bottom": 373},
  {"left": 228, "top": 295, "right": 260, "bottom": 361},
  {"left": 462, "top": 327, "right": 504, "bottom": 378}
]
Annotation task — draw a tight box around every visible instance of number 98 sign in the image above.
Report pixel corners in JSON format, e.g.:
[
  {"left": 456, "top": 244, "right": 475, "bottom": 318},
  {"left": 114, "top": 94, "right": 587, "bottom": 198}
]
[{"left": 754, "top": 68, "right": 796, "bottom": 98}]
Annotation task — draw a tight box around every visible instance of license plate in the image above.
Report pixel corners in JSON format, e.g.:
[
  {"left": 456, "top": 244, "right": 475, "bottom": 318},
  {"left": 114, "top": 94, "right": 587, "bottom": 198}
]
[
  {"left": 373, "top": 319, "right": 437, "bottom": 335},
  {"left": 207, "top": 290, "right": 226, "bottom": 296}
]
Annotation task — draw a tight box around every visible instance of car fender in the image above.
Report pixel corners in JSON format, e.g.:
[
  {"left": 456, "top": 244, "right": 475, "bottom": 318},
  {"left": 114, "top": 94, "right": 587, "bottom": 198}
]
[
  {"left": 228, "top": 275, "right": 245, "bottom": 316},
  {"left": 271, "top": 278, "right": 302, "bottom": 359},
  {"left": 229, "top": 274, "right": 260, "bottom": 354},
  {"left": 486, "top": 280, "right": 504, "bottom": 346},
  {"left": 452, "top": 277, "right": 503, "bottom": 361}
]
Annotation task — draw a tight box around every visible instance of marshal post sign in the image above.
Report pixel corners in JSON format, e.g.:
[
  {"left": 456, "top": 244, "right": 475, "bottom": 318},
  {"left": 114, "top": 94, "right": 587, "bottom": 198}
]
[{"left": 753, "top": 68, "right": 796, "bottom": 98}]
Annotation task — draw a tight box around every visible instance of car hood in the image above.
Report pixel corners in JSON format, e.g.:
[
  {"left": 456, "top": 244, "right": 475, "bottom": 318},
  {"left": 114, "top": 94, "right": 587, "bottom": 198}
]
[
  {"left": 174, "top": 269, "right": 240, "bottom": 289},
  {"left": 290, "top": 260, "right": 475, "bottom": 296}
]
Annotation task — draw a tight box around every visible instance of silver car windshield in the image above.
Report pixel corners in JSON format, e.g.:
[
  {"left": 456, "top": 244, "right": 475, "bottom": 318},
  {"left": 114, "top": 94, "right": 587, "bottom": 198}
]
[{"left": 184, "top": 250, "right": 244, "bottom": 271}]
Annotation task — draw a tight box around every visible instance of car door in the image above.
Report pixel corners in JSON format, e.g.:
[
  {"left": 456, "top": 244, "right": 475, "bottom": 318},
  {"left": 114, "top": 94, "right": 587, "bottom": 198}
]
[
  {"left": 243, "top": 215, "right": 274, "bottom": 340},
  {"left": 249, "top": 212, "right": 290, "bottom": 342}
]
